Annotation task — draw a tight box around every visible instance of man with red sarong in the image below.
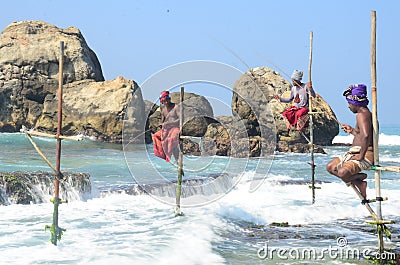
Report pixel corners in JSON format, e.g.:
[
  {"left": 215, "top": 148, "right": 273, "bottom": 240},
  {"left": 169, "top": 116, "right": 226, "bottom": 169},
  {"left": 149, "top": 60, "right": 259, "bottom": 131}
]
[
  {"left": 152, "top": 91, "right": 180, "bottom": 162},
  {"left": 274, "top": 70, "right": 316, "bottom": 131}
]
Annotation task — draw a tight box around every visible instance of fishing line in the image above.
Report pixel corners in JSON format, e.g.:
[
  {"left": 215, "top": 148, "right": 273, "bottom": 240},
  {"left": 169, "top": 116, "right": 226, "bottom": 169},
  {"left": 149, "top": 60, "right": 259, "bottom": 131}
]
[
  {"left": 256, "top": 51, "right": 346, "bottom": 127},
  {"left": 214, "top": 37, "right": 347, "bottom": 144},
  {"left": 211, "top": 36, "right": 251, "bottom": 70},
  {"left": 255, "top": 51, "right": 292, "bottom": 81}
]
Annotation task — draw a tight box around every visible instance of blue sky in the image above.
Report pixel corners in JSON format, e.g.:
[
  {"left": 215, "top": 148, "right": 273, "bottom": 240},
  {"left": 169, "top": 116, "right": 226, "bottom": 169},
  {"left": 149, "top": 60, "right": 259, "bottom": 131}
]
[{"left": 1, "top": 0, "right": 399, "bottom": 127}]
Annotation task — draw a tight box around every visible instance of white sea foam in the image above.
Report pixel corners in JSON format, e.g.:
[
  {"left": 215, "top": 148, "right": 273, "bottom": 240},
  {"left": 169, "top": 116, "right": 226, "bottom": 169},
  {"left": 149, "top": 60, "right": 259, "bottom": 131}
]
[
  {"left": 379, "top": 133, "right": 400, "bottom": 146},
  {"left": 1, "top": 132, "right": 399, "bottom": 264},
  {"left": 0, "top": 173, "right": 398, "bottom": 264},
  {"left": 332, "top": 133, "right": 400, "bottom": 146},
  {"left": 0, "top": 194, "right": 226, "bottom": 265},
  {"left": 380, "top": 153, "right": 400, "bottom": 163},
  {"left": 211, "top": 171, "right": 400, "bottom": 226}
]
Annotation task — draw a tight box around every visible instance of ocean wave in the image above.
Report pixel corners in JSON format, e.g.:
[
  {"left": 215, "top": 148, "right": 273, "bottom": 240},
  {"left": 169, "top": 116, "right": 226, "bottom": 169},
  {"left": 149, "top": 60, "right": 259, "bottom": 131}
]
[
  {"left": 332, "top": 133, "right": 400, "bottom": 146},
  {"left": 380, "top": 155, "right": 400, "bottom": 163}
]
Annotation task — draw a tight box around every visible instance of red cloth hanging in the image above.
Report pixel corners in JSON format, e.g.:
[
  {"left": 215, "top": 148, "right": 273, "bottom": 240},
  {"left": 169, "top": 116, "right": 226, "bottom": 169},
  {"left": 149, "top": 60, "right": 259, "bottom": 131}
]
[
  {"left": 282, "top": 106, "right": 309, "bottom": 131},
  {"left": 152, "top": 127, "right": 180, "bottom": 162}
]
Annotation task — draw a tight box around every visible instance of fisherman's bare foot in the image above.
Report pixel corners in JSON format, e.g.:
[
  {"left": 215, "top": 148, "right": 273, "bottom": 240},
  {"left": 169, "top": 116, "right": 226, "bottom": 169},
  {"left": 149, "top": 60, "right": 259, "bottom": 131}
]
[
  {"left": 354, "top": 173, "right": 367, "bottom": 181},
  {"left": 353, "top": 180, "right": 367, "bottom": 199}
]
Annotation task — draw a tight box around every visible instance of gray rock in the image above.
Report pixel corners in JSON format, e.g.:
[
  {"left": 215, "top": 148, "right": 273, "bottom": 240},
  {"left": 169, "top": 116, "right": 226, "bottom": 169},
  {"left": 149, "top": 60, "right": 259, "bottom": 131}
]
[
  {"left": 0, "top": 20, "right": 105, "bottom": 132},
  {"left": 0, "top": 21, "right": 146, "bottom": 143},
  {"left": 32, "top": 76, "right": 144, "bottom": 143},
  {"left": 169, "top": 92, "right": 214, "bottom": 137},
  {"left": 144, "top": 100, "right": 160, "bottom": 144},
  {"left": 146, "top": 92, "right": 215, "bottom": 138},
  {"left": 232, "top": 66, "right": 339, "bottom": 151}
]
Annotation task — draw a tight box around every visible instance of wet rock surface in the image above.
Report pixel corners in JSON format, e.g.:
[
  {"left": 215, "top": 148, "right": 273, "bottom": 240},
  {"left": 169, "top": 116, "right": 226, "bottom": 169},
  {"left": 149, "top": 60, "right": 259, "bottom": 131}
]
[{"left": 0, "top": 171, "right": 91, "bottom": 205}]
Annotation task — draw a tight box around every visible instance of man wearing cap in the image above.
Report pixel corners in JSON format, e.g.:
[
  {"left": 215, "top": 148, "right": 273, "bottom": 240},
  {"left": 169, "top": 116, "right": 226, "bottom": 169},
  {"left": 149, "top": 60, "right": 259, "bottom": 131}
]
[
  {"left": 273, "top": 70, "right": 316, "bottom": 131},
  {"left": 152, "top": 91, "right": 180, "bottom": 162},
  {"left": 326, "top": 84, "right": 374, "bottom": 200}
]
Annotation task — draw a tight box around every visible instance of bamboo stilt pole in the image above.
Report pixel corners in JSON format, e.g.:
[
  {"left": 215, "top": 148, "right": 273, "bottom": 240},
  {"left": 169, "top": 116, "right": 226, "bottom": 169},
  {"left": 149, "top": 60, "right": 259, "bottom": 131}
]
[
  {"left": 370, "top": 10, "right": 384, "bottom": 253},
  {"left": 350, "top": 184, "right": 379, "bottom": 220},
  {"left": 51, "top": 41, "right": 64, "bottom": 245},
  {"left": 175, "top": 86, "right": 184, "bottom": 216},
  {"left": 308, "top": 31, "right": 317, "bottom": 204}
]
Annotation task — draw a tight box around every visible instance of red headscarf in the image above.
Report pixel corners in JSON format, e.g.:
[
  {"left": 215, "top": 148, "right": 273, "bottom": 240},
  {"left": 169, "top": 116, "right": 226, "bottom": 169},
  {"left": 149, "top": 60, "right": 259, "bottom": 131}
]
[{"left": 159, "top": 91, "right": 170, "bottom": 103}]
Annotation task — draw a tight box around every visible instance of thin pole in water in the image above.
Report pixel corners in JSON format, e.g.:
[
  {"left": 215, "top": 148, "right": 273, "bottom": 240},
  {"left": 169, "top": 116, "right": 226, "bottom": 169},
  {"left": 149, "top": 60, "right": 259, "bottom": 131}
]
[
  {"left": 370, "top": 10, "right": 384, "bottom": 253},
  {"left": 308, "top": 31, "right": 317, "bottom": 204},
  {"left": 52, "top": 41, "right": 65, "bottom": 245},
  {"left": 175, "top": 86, "right": 184, "bottom": 216}
]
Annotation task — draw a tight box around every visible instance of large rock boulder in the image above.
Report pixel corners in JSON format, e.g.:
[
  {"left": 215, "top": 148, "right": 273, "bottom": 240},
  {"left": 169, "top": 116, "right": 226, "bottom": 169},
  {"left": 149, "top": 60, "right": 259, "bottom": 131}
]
[
  {"left": 0, "top": 20, "right": 146, "bottom": 143},
  {"left": 143, "top": 100, "right": 159, "bottom": 144},
  {"left": 37, "top": 76, "right": 145, "bottom": 143},
  {"left": 232, "top": 66, "right": 339, "bottom": 152},
  {"left": 231, "top": 68, "right": 278, "bottom": 156},
  {"left": 170, "top": 92, "right": 214, "bottom": 136},
  {"left": 146, "top": 92, "right": 214, "bottom": 138},
  {"left": 0, "top": 20, "right": 104, "bottom": 132},
  {"left": 202, "top": 116, "right": 269, "bottom": 157},
  {"left": 0, "top": 20, "right": 104, "bottom": 83}
]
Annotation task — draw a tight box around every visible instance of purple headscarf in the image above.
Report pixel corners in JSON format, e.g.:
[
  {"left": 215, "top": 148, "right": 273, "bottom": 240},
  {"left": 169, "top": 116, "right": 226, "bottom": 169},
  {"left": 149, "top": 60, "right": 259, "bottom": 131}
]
[{"left": 343, "top": 84, "right": 369, "bottom": 106}]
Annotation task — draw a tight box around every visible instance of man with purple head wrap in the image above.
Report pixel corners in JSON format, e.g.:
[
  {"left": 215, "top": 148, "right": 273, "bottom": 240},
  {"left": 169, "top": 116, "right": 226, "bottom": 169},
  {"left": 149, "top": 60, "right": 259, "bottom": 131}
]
[
  {"left": 326, "top": 84, "right": 374, "bottom": 201},
  {"left": 343, "top": 84, "right": 369, "bottom": 107}
]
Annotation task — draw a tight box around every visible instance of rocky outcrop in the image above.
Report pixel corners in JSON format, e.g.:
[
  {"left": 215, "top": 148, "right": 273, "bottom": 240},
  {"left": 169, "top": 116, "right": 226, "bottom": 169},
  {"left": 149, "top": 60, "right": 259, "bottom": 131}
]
[
  {"left": 38, "top": 76, "right": 145, "bottom": 143},
  {"left": 145, "top": 92, "right": 215, "bottom": 139},
  {"left": 0, "top": 20, "right": 339, "bottom": 155},
  {"left": 0, "top": 171, "right": 92, "bottom": 205},
  {"left": 202, "top": 119, "right": 232, "bottom": 156},
  {"left": 0, "top": 21, "right": 145, "bottom": 143},
  {"left": 0, "top": 20, "right": 104, "bottom": 132},
  {"left": 143, "top": 66, "right": 339, "bottom": 156},
  {"left": 202, "top": 116, "right": 269, "bottom": 157},
  {"left": 0, "top": 20, "right": 104, "bottom": 82},
  {"left": 144, "top": 100, "right": 159, "bottom": 144},
  {"left": 231, "top": 66, "right": 339, "bottom": 153},
  {"left": 170, "top": 92, "right": 215, "bottom": 136}
]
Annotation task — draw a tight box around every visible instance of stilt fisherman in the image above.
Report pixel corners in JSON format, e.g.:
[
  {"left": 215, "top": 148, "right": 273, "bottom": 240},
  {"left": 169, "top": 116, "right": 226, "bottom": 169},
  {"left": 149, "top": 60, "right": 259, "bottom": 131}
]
[
  {"left": 152, "top": 91, "right": 180, "bottom": 163},
  {"left": 326, "top": 84, "right": 374, "bottom": 200},
  {"left": 273, "top": 70, "right": 316, "bottom": 132}
]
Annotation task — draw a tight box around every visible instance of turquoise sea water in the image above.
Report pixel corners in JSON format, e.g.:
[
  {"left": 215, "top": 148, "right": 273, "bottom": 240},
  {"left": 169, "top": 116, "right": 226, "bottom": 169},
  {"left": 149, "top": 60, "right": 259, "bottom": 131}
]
[{"left": 0, "top": 126, "right": 399, "bottom": 264}]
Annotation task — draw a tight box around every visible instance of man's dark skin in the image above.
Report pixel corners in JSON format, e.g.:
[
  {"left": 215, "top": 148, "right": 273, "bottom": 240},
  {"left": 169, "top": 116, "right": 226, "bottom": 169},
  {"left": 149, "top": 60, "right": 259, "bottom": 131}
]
[
  {"left": 159, "top": 97, "right": 180, "bottom": 161},
  {"left": 326, "top": 103, "right": 373, "bottom": 198},
  {"left": 160, "top": 97, "right": 180, "bottom": 130}
]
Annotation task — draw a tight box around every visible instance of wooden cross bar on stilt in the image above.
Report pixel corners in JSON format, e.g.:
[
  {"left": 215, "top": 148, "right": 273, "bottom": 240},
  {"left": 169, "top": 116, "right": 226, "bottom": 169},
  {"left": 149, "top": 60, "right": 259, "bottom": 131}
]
[
  {"left": 23, "top": 128, "right": 83, "bottom": 141},
  {"left": 174, "top": 86, "right": 185, "bottom": 217},
  {"left": 371, "top": 165, "right": 400, "bottom": 173}
]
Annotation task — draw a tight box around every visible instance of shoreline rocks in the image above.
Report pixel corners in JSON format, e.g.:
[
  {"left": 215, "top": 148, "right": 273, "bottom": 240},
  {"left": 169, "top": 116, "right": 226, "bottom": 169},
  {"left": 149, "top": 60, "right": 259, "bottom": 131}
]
[
  {"left": 0, "top": 171, "right": 91, "bottom": 205},
  {"left": 0, "top": 20, "right": 339, "bottom": 153}
]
